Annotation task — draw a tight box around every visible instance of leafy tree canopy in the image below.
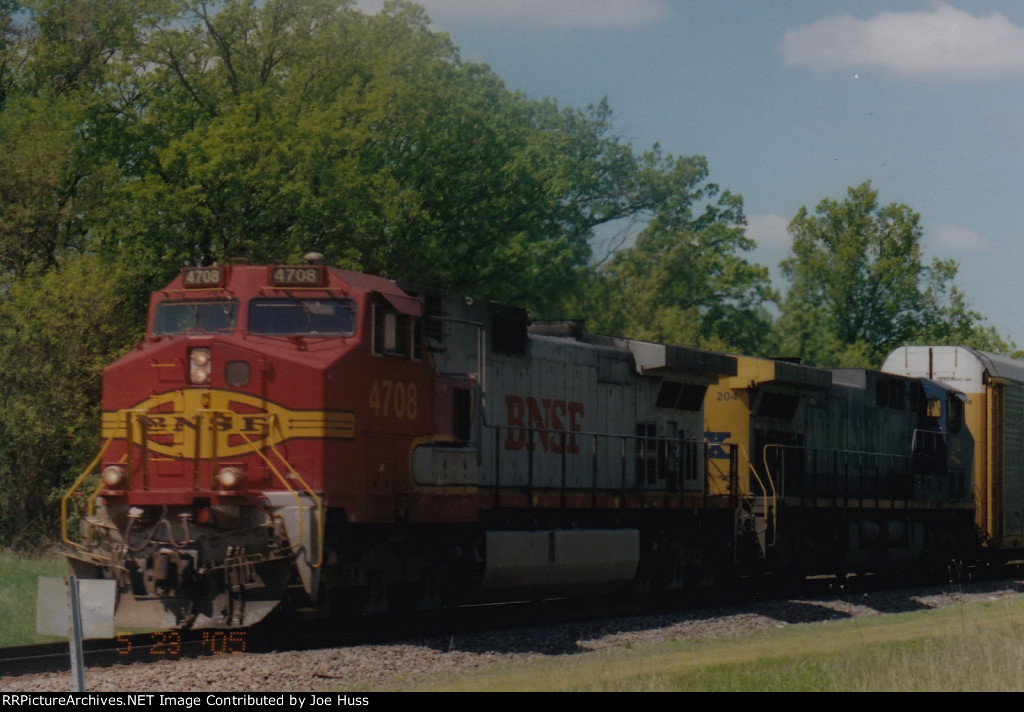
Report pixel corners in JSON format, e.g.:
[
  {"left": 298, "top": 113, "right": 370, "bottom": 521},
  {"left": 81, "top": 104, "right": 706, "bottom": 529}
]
[
  {"left": 772, "top": 181, "right": 1017, "bottom": 367},
  {"left": 69, "top": 0, "right": 717, "bottom": 315},
  {"left": 569, "top": 158, "right": 776, "bottom": 354},
  {"left": 0, "top": 255, "right": 144, "bottom": 545}
]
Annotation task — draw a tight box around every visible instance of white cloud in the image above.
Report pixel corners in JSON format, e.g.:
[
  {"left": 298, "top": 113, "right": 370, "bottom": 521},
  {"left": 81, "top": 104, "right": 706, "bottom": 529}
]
[
  {"left": 929, "top": 223, "right": 991, "bottom": 251},
  {"left": 746, "top": 213, "right": 791, "bottom": 252},
  {"left": 357, "top": 0, "right": 671, "bottom": 28},
  {"left": 781, "top": 4, "right": 1024, "bottom": 79}
]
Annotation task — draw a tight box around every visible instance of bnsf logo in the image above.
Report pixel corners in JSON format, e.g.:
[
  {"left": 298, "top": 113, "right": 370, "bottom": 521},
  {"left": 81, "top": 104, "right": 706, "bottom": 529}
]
[
  {"left": 143, "top": 413, "right": 270, "bottom": 435},
  {"left": 102, "top": 389, "right": 354, "bottom": 458},
  {"left": 504, "top": 394, "right": 584, "bottom": 454}
]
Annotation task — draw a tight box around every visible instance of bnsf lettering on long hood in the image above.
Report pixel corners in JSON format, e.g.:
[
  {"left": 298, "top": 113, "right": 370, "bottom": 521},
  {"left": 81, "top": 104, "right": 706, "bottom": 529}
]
[{"left": 503, "top": 394, "right": 584, "bottom": 453}]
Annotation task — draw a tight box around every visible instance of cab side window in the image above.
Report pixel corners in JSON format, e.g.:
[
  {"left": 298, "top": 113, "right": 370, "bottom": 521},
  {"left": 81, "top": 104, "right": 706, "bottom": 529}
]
[{"left": 372, "top": 304, "right": 422, "bottom": 360}]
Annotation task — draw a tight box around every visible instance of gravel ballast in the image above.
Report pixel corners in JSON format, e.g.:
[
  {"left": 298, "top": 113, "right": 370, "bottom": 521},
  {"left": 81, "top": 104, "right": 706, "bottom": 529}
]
[{"left": 3, "top": 579, "right": 1021, "bottom": 692}]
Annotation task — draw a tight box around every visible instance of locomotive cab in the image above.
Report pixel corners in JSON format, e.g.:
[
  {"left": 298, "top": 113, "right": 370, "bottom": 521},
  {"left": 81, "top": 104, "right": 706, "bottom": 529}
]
[{"left": 912, "top": 379, "right": 971, "bottom": 501}]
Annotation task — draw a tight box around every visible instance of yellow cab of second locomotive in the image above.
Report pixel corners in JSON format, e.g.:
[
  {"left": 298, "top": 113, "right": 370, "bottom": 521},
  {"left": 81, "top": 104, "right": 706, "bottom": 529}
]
[{"left": 704, "top": 354, "right": 830, "bottom": 499}]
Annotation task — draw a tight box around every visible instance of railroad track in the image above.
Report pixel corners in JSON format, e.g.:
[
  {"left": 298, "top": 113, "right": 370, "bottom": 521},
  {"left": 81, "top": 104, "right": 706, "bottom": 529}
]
[
  {"left": 0, "top": 594, "right": 654, "bottom": 681},
  {"left": 0, "top": 629, "right": 254, "bottom": 679},
  {"left": 1, "top": 565, "right": 994, "bottom": 682}
]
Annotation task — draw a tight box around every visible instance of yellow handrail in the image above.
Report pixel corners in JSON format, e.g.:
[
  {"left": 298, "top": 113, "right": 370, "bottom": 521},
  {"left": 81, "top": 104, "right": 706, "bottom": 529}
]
[
  {"left": 61, "top": 436, "right": 117, "bottom": 550},
  {"left": 202, "top": 410, "right": 324, "bottom": 568},
  {"left": 737, "top": 443, "right": 778, "bottom": 545},
  {"left": 63, "top": 408, "right": 324, "bottom": 571}
]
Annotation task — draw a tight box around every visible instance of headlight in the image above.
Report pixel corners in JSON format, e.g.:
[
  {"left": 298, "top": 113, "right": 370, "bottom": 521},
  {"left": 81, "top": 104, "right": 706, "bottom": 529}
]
[
  {"left": 101, "top": 465, "right": 125, "bottom": 488},
  {"left": 216, "top": 466, "right": 243, "bottom": 490},
  {"left": 190, "top": 348, "right": 211, "bottom": 384}
]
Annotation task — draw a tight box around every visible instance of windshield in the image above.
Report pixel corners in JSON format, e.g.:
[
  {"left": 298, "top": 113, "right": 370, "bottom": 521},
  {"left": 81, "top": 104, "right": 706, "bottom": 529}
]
[
  {"left": 248, "top": 298, "right": 356, "bottom": 336},
  {"left": 153, "top": 300, "right": 238, "bottom": 335}
]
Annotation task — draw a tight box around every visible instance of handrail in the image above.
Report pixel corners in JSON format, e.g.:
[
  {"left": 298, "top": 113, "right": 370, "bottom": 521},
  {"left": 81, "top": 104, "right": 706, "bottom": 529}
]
[
  {"left": 754, "top": 444, "right": 779, "bottom": 502},
  {"left": 704, "top": 456, "right": 734, "bottom": 497},
  {"left": 736, "top": 443, "right": 777, "bottom": 546},
  {"left": 485, "top": 421, "right": 714, "bottom": 499},
  {"left": 761, "top": 442, "right": 914, "bottom": 502},
  {"left": 763, "top": 442, "right": 911, "bottom": 461},
  {"left": 62, "top": 407, "right": 324, "bottom": 570},
  {"left": 207, "top": 410, "right": 324, "bottom": 569},
  {"left": 61, "top": 436, "right": 117, "bottom": 550}
]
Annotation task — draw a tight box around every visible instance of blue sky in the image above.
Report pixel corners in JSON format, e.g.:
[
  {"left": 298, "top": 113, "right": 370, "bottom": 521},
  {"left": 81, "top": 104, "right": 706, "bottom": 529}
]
[{"left": 358, "top": 1, "right": 1024, "bottom": 347}]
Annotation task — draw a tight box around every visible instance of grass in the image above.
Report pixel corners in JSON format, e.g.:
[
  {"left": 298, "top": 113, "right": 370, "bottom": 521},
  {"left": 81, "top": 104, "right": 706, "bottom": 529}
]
[
  {"left": 0, "top": 548, "right": 70, "bottom": 647},
  {"left": 357, "top": 594, "right": 1024, "bottom": 692}
]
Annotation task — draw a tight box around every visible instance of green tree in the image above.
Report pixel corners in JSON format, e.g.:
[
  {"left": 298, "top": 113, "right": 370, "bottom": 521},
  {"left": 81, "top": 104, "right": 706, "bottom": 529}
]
[
  {"left": 0, "top": 1, "right": 179, "bottom": 545},
  {"left": 0, "top": 0, "right": 162, "bottom": 279},
  {"left": 571, "top": 157, "right": 775, "bottom": 353},
  {"left": 0, "top": 96, "right": 85, "bottom": 276},
  {"left": 773, "top": 181, "right": 1011, "bottom": 367},
  {"left": 0, "top": 0, "right": 27, "bottom": 107},
  {"left": 0, "top": 256, "right": 145, "bottom": 546},
  {"left": 21, "top": 0, "right": 157, "bottom": 97},
  {"left": 91, "top": 0, "right": 716, "bottom": 314}
]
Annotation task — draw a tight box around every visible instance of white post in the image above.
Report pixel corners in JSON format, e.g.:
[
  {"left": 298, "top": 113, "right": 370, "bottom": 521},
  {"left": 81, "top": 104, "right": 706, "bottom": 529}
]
[{"left": 67, "top": 576, "right": 86, "bottom": 692}]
